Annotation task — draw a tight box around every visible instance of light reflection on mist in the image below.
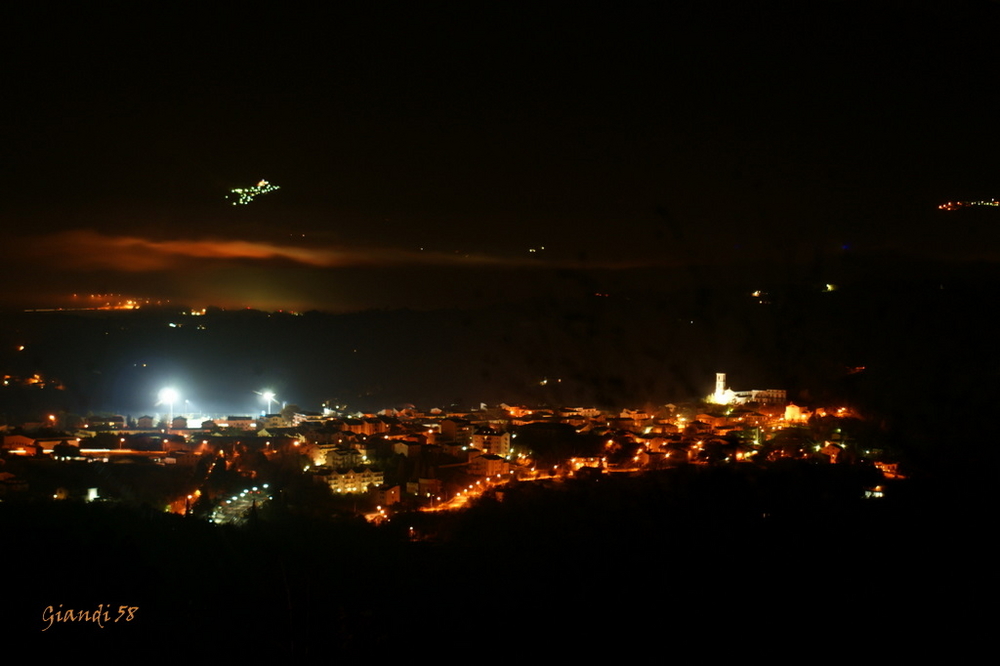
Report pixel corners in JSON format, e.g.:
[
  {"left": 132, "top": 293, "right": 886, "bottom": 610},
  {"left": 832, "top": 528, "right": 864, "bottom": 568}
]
[
  {"left": 25, "top": 230, "right": 547, "bottom": 271},
  {"left": 6, "top": 229, "right": 661, "bottom": 311}
]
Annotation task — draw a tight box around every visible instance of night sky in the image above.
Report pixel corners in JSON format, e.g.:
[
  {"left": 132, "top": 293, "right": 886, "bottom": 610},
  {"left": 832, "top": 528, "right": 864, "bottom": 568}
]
[{"left": 3, "top": 2, "right": 999, "bottom": 312}]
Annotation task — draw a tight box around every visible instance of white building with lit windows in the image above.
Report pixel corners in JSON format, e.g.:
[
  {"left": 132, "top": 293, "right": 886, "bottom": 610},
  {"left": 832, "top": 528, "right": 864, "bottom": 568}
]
[
  {"left": 326, "top": 467, "right": 384, "bottom": 494},
  {"left": 471, "top": 427, "right": 511, "bottom": 458}
]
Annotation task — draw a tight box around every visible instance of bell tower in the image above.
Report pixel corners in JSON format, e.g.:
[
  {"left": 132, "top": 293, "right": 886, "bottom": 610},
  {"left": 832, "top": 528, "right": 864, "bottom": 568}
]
[{"left": 715, "top": 372, "right": 726, "bottom": 397}]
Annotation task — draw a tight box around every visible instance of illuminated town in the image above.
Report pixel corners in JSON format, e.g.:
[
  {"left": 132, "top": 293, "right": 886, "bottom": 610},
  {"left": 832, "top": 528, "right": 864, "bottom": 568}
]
[
  {"left": 225, "top": 179, "right": 281, "bottom": 206},
  {"left": 0, "top": 372, "right": 895, "bottom": 521},
  {"left": 937, "top": 199, "right": 1000, "bottom": 211}
]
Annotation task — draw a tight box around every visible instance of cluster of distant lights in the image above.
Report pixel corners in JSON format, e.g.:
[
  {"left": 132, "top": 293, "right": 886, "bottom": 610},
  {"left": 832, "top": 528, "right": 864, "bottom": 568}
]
[
  {"left": 938, "top": 199, "right": 999, "bottom": 211},
  {"left": 24, "top": 294, "right": 161, "bottom": 313},
  {"left": 227, "top": 179, "right": 280, "bottom": 205}
]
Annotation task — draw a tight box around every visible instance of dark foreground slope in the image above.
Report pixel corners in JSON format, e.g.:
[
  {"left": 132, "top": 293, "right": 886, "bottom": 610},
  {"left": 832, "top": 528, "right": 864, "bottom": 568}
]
[{"left": 5, "top": 462, "right": 990, "bottom": 660}]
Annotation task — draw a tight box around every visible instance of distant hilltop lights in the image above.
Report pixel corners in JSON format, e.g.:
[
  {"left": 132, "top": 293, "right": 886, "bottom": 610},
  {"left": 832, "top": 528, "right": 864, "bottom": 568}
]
[
  {"left": 227, "top": 179, "right": 280, "bottom": 206},
  {"left": 938, "top": 199, "right": 999, "bottom": 211}
]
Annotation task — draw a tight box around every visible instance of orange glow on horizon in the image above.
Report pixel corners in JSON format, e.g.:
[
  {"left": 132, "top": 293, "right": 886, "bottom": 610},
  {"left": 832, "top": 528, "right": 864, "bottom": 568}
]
[{"left": 28, "top": 230, "right": 538, "bottom": 272}]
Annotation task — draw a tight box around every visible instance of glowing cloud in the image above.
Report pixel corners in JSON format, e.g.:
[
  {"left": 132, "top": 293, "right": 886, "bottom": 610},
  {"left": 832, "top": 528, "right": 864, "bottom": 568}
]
[{"left": 24, "top": 230, "right": 546, "bottom": 272}]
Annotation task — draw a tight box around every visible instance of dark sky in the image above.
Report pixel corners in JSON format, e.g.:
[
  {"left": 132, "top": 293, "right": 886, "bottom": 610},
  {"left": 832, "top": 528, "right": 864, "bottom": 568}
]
[{"left": 3, "top": 2, "right": 999, "bottom": 311}]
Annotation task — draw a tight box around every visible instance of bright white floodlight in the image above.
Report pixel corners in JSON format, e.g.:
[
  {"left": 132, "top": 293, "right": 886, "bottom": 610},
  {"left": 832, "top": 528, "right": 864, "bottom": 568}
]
[
  {"left": 258, "top": 390, "right": 277, "bottom": 414},
  {"left": 159, "top": 387, "right": 179, "bottom": 423}
]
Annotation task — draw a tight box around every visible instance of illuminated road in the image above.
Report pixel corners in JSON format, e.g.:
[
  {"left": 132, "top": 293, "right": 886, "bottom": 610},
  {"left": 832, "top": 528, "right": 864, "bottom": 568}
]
[{"left": 211, "top": 485, "right": 272, "bottom": 524}]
